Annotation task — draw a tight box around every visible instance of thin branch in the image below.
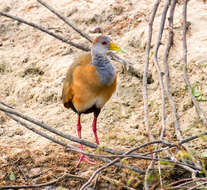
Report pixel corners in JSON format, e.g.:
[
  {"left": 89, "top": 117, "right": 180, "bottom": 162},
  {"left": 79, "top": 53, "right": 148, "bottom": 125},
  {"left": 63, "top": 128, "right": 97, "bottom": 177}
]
[
  {"left": 37, "top": 0, "right": 92, "bottom": 43},
  {"left": 143, "top": 0, "right": 160, "bottom": 143},
  {"left": 144, "top": 160, "right": 155, "bottom": 190},
  {"left": 163, "top": 0, "right": 201, "bottom": 172},
  {"left": 188, "top": 181, "right": 207, "bottom": 190},
  {"left": 169, "top": 177, "right": 207, "bottom": 189},
  {"left": 0, "top": 10, "right": 144, "bottom": 80},
  {"left": 0, "top": 173, "right": 86, "bottom": 189},
  {"left": 144, "top": 0, "right": 159, "bottom": 138},
  {"left": 102, "top": 176, "right": 136, "bottom": 190},
  {"left": 0, "top": 11, "right": 90, "bottom": 51},
  {"left": 97, "top": 154, "right": 199, "bottom": 170},
  {"left": 163, "top": 0, "right": 183, "bottom": 140},
  {"left": 154, "top": 0, "right": 170, "bottom": 140},
  {"left": 182, "top": 0, "right": 207, "bottom": 125}
]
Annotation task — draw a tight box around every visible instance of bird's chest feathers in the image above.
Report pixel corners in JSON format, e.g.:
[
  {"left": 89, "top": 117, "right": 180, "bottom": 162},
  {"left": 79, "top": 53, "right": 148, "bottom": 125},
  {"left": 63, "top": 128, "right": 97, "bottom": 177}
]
[
  {"left": 96, "top": 64, "right": 115, "bottom": 86},
  {"left": 92, "top": 54, "right": 115, "bottom": 86}
]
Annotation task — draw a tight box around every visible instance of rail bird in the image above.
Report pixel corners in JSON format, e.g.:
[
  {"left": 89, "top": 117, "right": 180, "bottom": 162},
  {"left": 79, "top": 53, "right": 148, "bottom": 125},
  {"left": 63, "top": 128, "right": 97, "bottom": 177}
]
[{"left": 62, "top": 35, "right": 121, "bottom": 167}]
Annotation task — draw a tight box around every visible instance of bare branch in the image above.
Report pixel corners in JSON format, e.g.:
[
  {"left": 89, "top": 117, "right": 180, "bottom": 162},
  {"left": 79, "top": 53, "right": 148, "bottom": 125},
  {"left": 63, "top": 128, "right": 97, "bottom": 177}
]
[
  {"left": 102, "top": 176, "right": 136, "bottom": 190},
  {"left": 154, "top": 0, "right": 170, "bottom": 140},
  {"left": 163, "top": 0, "right": 183, "bottom": 140},
  {"left": 182, "top": 0, "right": 207, "bottom": 125},
  {"left": 143, "top": 0, "right": 160, "bottom": 142},
  {"left": 0, "top": 173, "right": 86, "bottom": 189},
  {"left": 7, "top": 113, "right": 145, "bottom": 173},
  {"left": 37, "top": 0, "right": 92, "bottom": 43},
  {"left": 0, "top": 11, "right": 90, "bottom": 52}
]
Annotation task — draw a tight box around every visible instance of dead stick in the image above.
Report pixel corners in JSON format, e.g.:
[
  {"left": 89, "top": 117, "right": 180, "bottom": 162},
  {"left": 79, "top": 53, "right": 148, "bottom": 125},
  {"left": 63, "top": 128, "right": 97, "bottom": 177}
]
[
  {"left": 143, "top": 0, "right": 161, "bottom": 189},
  {"left": 37, "top": 0, "right": 92, "bottom": 43},
  {"left": 182, "top": 0, "right": 207, "bottom": 125},
  {"left": 143, "top": 0, "right": 160, "bottom": 142},
  {"left": 163, "top": 0, "right": 200, "bottom": 172},
  {"left": 0, "top": 173, "right": 86, "bottom": 189},
  {"left": 0, "top": 11, "right": 90, "bottom": 52},
  {"left": 163, "top": 0, "right": 182, "bottom": 141},
  {"left": 154, "top": 0, "right": 170, "bottom": 140},
  {"left": 102, "top": 176, "right": 136, "bottom": 190}
]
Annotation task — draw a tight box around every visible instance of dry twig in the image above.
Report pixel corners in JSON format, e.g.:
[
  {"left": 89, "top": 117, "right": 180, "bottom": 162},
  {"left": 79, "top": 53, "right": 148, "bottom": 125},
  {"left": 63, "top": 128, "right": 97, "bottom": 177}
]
[
  {"left": 182, "top": 0, "right": 207, "bottom": 126},
  {"left": 143, "top": 0, "right": 160, "bottom": 142},
  {"left": 163, "top": 0, "right": 182, "bottom": 141},
  {"left": 37, "top": 0, "right": 92, "bottom": 43},
  {"left": 0, "top": 173, "right": 86, "bottom": 189},
  {"left": 102, "top": 176, "right": 136, "bottom": 190},
  {"left": 0, "top": 11, "right": 90, "bottom": 52}
]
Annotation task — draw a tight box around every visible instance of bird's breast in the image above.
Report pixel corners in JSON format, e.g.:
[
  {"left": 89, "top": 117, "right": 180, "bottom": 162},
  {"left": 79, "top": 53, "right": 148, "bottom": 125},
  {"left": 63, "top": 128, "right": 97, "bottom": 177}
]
[{"left": 96, "top": 63, "right": 115, "bottom": 86}]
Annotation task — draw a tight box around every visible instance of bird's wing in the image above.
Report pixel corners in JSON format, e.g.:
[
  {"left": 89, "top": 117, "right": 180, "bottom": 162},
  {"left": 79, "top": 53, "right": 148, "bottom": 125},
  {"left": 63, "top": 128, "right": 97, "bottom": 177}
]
[{"left": 62, "top": 53, "right": 92, "bottom": 109}]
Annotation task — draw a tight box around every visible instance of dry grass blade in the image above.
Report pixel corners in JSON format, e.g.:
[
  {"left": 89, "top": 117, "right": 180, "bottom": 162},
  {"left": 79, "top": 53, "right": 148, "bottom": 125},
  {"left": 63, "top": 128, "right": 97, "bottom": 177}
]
[{"left": 182, "top": 0, "right": 207, "bottom": 126}]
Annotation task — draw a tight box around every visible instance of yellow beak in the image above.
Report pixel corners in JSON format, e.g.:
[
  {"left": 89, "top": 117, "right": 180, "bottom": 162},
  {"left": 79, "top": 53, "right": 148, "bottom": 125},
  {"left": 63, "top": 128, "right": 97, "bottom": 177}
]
[{"left": 109, "top": 42, "right": 125, "bottom": 53}]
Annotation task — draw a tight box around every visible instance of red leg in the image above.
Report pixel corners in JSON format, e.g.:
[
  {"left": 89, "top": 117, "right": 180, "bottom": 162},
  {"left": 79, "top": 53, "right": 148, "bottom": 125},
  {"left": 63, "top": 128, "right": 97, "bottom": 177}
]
[
  {"left": 92, "top": 117, "right": 100, "bottom": 145},
  {"left": 76, "top": 115, "right": 94, "bottom": 167}
]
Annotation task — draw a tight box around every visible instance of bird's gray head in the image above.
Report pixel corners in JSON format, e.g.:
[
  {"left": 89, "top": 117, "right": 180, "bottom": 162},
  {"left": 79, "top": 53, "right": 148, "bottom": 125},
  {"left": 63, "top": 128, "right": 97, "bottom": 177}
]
[{"left": 91, "top": 35, "right": 112, "bottom": 55}]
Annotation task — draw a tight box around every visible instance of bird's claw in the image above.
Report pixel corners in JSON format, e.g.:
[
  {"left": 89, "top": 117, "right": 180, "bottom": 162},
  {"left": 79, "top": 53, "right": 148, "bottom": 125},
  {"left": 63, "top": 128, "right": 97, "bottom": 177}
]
[{"left": 76, "top": 154, "right": 95, "bottom": 167}]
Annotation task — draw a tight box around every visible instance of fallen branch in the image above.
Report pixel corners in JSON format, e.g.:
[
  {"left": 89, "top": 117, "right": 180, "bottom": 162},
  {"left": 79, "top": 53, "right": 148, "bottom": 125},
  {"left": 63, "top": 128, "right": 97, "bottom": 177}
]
[
  {"left": 0, "top": 173, "right": 86, "bottom": 189},
  {"left": 169, "top": 177, "right": 207, "bottom": 189}
]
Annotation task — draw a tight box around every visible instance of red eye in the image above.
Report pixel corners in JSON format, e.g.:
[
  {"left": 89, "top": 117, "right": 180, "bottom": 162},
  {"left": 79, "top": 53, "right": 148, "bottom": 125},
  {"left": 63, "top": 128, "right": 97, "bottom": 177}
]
[{"left": 102, "top": 41, "right": 107, "bottom": 45}]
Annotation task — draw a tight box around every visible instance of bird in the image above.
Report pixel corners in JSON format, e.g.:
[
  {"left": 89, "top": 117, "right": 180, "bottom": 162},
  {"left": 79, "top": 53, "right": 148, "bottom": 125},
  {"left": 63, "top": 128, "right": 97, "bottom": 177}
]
[{"left": 62, "top": 35, "right": 122, "bottom": 167}]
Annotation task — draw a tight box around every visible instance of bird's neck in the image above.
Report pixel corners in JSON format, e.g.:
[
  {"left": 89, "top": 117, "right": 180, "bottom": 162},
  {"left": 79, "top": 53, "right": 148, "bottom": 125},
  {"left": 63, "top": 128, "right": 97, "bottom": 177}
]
[
  {"left": 91, "top": 51, "right": 115, "bottom": 86},
  {"left": 92, "top": 53, "right": 108, "bottom": 66}
]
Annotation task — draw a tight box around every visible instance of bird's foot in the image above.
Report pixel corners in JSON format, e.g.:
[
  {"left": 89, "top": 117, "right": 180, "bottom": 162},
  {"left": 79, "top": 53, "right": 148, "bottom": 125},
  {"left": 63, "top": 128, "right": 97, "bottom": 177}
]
[{"left": 76, "top": 154, "right": 95, "bottom": 167}]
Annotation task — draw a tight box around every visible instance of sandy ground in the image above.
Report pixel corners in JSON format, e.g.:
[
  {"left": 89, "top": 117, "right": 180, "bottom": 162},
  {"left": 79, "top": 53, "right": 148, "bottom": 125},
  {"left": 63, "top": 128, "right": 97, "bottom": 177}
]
[{"left": 0, "top": 0, "right": 207, "bottom": 189}]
